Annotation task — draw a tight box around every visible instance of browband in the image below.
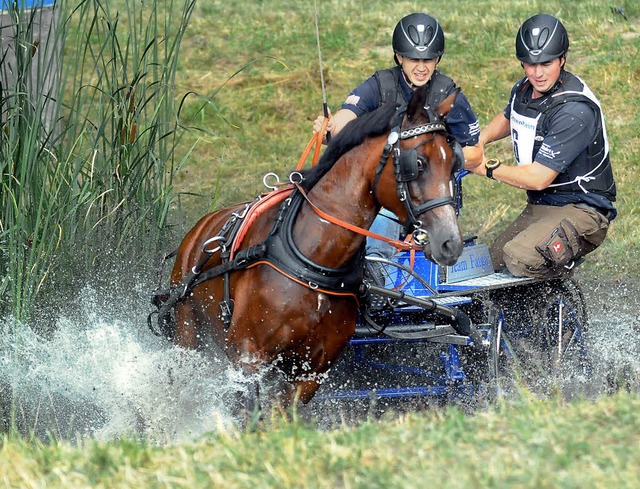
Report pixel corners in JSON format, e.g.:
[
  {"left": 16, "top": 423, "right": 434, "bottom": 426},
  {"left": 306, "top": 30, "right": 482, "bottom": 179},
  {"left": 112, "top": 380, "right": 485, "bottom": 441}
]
[{"left": 400, "top": 122, "right": 446, "bottom": 140}]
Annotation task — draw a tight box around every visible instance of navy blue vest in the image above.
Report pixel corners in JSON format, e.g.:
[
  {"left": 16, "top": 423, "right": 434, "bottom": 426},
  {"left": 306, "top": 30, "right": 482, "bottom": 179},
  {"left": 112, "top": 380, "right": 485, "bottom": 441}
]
[{"left": 374, "top": 66, "right": 456, "bottom": 112}]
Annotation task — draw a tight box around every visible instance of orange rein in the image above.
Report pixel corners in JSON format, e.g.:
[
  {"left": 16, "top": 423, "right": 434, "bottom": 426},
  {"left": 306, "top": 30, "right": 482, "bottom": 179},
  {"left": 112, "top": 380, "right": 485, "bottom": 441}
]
[
  {"left": 293, "top": 182, "right": 423, "bottom": 253},
  {"left": 267, "top": 117, "right": 422, "bottom": 290},
  {"left": 293, "top": 181, "right": 420, "bottom": 290},
  {"left": 295, "top": 116, "right": 424, "bottom": 254},
  {"left": 296, "top": 117, "right": 328, "bottom": 170}
]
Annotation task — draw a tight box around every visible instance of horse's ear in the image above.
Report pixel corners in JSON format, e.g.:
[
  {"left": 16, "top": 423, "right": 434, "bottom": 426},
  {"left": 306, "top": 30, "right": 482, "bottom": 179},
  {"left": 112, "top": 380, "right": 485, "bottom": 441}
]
[
  {"left": 434, "top": 87, "right": 460, "bottom": 119},
  {"left": 405, "top": 85, "right": 428, "bottom": 121}
]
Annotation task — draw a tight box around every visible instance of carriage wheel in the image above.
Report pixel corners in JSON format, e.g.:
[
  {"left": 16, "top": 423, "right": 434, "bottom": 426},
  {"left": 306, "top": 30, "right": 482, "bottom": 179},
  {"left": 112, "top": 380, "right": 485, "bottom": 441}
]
[
  {"left": 452, "top": 301, "right": 502, "bottom": 407},
  {"left": 489, "top": 279, "right": 592, "bottom": 399}
]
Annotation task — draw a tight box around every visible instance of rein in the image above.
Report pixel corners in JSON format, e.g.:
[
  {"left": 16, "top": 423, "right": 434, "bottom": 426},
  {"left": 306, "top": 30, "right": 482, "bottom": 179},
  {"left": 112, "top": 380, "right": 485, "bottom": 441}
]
[
  {"left": 293, "top": 182, "right": 423, "bottom": 252},
  {"left": 293, "top": 121, "right": 457, "bottom": 253}
]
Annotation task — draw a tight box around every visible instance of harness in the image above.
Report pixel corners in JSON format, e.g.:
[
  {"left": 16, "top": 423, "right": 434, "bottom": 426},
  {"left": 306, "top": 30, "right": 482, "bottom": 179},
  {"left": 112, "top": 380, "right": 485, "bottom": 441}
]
[
  {"left": 375, "top": 67, "right": 465, "bottom": 213},
  {"left": 374, "top": 122, "right": 459, "bottom": 232},
  {"left": 148, "top": 121, "right": 459, "bottom": 337}
]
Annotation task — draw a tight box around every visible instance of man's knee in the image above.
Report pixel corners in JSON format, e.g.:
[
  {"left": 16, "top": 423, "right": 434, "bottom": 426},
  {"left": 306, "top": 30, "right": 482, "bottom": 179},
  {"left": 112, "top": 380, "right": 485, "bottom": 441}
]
[
  {"left": 502, "top": 219, "right": 587, "bottom": 279},
  {"left": 502, "top": 240, "right": 549, "bottom": 278}
]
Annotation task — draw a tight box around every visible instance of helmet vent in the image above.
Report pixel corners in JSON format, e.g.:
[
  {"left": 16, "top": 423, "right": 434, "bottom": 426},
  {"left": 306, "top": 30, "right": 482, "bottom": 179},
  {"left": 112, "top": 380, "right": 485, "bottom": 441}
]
[
  {"left": 526, "top": 26, "right": 551, "bottom": 51},
  {"left": 408, "top": 23, "right": 434, "bottom": 47}
]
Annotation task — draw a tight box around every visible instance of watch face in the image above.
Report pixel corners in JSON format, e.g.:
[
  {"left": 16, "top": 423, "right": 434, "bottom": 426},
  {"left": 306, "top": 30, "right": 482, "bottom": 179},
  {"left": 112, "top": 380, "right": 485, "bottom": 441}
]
[{"left": 486, "top": 158, "right": 501, "bottom": 169}]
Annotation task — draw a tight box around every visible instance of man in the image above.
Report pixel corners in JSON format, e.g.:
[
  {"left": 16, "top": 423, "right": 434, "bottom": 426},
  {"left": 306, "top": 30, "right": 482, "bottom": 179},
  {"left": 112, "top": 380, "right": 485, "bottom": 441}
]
[
  {"left": 472, "top": 14, "right": 616, "bottom": 279},
  {"left": 313, "top": 12, "right": 482, "bottom": 266}
]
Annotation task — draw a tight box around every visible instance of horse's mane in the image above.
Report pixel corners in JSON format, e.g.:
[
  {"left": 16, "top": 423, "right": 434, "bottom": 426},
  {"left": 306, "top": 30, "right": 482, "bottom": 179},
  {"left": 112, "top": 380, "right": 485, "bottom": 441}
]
[{"left": 297, "top": 102, "right": 399, "bottom": 191}]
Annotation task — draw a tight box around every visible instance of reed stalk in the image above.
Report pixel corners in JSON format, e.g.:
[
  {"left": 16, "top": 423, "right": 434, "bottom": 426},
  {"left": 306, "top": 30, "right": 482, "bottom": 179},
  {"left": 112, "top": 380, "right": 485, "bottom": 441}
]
[{"left": 0, "top": 0, "right": 196, "bottom": 322}]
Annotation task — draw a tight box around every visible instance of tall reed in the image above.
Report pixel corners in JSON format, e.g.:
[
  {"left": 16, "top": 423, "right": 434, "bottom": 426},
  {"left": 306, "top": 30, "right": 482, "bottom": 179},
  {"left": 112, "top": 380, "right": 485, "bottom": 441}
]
[{"left": 0, "top": 0, "right": 196, "bottom": 322}]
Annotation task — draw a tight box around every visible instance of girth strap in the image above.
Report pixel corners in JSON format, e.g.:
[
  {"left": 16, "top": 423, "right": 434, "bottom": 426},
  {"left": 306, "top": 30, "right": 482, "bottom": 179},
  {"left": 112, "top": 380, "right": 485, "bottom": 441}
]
[{"left": 191, "top": 243, "right": 268, "bottom": 288}]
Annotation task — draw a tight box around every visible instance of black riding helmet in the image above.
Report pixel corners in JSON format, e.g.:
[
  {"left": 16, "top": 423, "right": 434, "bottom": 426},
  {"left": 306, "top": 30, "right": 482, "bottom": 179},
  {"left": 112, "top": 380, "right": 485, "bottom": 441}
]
[
  {"left": 516, "top": 14, "right": 569, "bottom": 64},
  {"left": 392, "top": 13, "right": 445, "bottom": 64}
]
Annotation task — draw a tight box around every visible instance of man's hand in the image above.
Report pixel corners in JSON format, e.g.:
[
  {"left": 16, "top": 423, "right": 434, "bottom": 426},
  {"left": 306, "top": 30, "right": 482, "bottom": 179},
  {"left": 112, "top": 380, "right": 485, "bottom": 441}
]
[
  {"left": 462, "top": 144, "right": 484, "bottom": 170},
  {"left": 468, "top": 161, "right": 487, "bottom": 176},
  {"left": 312, "top": 108, "right": 333, "bottom": 136}
]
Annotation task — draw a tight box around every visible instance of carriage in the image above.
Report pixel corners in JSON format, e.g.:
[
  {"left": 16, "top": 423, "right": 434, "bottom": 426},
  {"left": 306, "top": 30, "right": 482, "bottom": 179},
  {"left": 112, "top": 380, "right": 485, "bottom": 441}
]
[
  {"left": 311, "top": 190, "right": 591, "bottom": 408},
  {"left": 148, "top": 85, "right": 592, "bottom": 417}
]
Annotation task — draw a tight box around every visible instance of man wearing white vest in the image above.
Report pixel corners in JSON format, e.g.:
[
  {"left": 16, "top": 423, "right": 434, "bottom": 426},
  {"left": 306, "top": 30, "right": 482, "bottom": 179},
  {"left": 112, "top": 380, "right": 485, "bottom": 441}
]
[{"left": 473, "top": 14, "right": 617, "bottom": 279}]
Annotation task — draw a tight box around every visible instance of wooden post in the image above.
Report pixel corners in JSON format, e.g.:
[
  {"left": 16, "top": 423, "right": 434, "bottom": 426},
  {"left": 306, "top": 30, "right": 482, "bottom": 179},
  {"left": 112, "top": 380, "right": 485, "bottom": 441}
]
[{"left": 0, "top": 0, "right": 59, "bottom": 134}]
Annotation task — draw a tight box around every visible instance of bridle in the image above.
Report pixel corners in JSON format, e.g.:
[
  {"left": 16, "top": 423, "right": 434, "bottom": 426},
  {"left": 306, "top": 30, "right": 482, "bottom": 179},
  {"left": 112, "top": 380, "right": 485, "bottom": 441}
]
[{"left": 373, "top": 121, "right": 462, "bottom": 245}]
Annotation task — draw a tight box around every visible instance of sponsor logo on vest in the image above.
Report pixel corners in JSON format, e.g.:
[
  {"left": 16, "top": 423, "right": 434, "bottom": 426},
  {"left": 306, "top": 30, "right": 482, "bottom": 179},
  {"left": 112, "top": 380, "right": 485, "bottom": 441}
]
[{"left": 511, "top": 116, "right": 537, "bottom": 132}]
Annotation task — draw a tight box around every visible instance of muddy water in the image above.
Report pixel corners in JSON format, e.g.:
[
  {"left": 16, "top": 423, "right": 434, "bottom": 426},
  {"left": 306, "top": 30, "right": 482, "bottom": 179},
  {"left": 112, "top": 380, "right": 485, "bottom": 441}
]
[{"left": 0, "top": 274, "right": 638, "bottom": 442}]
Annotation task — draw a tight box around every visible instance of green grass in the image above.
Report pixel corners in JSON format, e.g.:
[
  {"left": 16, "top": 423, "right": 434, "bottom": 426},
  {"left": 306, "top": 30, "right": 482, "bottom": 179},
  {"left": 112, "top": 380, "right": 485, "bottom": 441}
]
[{"left": 2, "top": 392, "right": 640, "bottom": 488}]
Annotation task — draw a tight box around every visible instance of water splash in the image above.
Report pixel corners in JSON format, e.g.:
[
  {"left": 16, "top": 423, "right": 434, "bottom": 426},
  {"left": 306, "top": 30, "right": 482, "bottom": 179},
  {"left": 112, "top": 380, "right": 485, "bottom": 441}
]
[
  {"left": 585, "top": 280, "right": 640, "bottom": 392},
  {"left": 0, "top": 286, "right": 252, "bottom": 443},
  {"left": 1, "top": 277, "right": 637, "bottom": 441}
]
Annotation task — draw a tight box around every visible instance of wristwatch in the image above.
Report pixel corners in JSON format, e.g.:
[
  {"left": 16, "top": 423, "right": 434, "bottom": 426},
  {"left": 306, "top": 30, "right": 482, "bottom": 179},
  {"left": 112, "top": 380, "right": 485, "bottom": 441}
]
[{"left": 485, "top": 158, "right": 501, "bottom": 179}]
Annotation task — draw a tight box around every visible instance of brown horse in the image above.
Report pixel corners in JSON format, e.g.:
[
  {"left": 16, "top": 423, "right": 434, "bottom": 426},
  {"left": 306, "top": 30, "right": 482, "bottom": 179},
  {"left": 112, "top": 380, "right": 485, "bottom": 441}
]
[{"left": 162, "top": 85, "right": 464, "bottom": 409}]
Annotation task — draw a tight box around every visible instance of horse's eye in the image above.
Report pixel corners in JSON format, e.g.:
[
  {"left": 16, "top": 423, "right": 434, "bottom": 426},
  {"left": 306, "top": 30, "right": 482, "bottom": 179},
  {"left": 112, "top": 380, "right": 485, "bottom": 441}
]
[{"left": 417, "top": 156, "right": 427, "bottom": 170}]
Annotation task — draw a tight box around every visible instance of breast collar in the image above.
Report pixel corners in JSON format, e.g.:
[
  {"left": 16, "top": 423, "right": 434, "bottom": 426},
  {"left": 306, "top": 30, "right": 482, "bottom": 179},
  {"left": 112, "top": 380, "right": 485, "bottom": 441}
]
[{"left": 262, "top": 189, "right": 365, "bottom": 294}]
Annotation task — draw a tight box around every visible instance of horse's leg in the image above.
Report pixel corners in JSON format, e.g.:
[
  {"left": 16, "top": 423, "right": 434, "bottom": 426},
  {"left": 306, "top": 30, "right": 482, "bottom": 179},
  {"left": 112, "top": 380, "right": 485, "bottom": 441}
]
[
  {"left": 173, "top": 301, "right": 199, "bottom": 349},
  {"left": 292, "top": 379, "right": 322, "bottom": 405},
  {"left": 225, "top": 272, "right": 357, "bottom": 415}
]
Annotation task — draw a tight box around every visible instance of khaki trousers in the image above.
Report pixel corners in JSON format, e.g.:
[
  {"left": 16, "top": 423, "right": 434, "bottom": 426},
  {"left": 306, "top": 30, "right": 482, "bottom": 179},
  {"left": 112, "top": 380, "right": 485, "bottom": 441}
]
[{"left": 490, "top": 203, "right": 610, "bottom": 279}]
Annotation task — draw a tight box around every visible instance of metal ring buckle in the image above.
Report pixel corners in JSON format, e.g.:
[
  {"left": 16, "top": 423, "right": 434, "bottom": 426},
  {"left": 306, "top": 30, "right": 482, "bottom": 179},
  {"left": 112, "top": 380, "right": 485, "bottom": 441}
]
[
  {"left": 202, "top": 236, "right": 224, "bottom": 254},
  {"left": 289, "top": 171, "right": 304, "bottom": 184},
  {"left": 263, "top": 172, "right": 280, "bottom": 190}
]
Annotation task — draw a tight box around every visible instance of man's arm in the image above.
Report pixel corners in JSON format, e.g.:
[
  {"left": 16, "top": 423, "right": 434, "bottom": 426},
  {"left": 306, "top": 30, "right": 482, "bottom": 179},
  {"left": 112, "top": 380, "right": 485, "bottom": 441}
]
[
  {"left": 471, "top": 111, "right": 558, "bottom": 188},
  {"left": 463, "top": 144, "right": 483, "bottom": 169},
  {"left": 312, "top": 108, "right": 357, "bottom": 138},
  {"left": 470, "top": 160, "right": 559, "bottom": 190},
  {"left": 479, "top": 112, "right": 511, "bottom": 146}
]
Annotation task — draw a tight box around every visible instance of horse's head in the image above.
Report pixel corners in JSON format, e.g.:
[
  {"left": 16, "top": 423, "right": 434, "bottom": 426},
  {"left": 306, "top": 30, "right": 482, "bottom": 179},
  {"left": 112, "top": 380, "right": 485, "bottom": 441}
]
[{"left": 376, "top": 85, "right": 464, "bottom": 266}]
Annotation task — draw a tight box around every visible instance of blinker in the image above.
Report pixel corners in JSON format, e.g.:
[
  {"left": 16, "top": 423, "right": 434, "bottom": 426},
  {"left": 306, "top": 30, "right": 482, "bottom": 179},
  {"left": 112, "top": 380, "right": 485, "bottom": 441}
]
[{"left": 398, "top": 148, "right": 419, "bottom": 182}]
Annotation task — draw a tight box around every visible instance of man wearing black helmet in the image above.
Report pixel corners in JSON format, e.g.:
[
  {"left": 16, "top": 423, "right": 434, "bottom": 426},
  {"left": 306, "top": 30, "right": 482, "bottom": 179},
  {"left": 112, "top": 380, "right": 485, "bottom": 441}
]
[
  {"left": 312, "top": 13, "right": 482, "bottom": 267},
  {"left": 473, "top": 14, "right": 616, "bottom": 279}
]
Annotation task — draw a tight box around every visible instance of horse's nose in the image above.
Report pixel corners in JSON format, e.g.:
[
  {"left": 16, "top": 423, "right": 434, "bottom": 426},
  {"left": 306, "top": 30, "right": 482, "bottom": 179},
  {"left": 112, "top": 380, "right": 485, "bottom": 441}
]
[{"left": 431, "top": 236, "right": 463, "bottom": 266}]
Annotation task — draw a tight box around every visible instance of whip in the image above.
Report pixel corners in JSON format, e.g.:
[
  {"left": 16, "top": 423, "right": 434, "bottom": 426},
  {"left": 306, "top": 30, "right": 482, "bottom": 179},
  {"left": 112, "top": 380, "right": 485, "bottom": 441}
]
[{"left": 313, "top": 0, "right": 331, "bottom": 142}]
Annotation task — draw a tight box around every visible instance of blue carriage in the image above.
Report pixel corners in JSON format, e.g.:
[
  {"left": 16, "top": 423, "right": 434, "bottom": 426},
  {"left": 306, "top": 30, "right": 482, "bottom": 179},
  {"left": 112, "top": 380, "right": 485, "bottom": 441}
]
[{"left": 315, "top": 174, "right": 591, "bottom": 406}]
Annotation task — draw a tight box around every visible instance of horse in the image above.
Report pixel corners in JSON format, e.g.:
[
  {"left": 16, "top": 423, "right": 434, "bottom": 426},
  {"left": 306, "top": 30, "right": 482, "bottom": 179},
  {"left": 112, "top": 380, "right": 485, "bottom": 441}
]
[{"left": 158, "top": 84, "right": 464, "bottom": 411}]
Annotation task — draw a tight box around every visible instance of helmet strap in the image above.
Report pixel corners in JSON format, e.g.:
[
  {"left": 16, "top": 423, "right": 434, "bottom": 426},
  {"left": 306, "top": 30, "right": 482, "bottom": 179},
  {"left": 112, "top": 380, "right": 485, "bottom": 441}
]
[{"left": 400, "top": 67, "right": 418, "bottom": 89}]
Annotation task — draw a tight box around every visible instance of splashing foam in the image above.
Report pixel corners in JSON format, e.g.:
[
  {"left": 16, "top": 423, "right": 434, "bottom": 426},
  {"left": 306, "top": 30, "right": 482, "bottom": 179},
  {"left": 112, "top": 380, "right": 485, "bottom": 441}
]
[
  {"left": 585, "top": 280, "right": 640, "bottom": 392},
  {"left": 1, "top": 277, "right": 638, "bottom": 441},
  {"left": 0, "top": 286, "right": 257, "bottom": 443}
]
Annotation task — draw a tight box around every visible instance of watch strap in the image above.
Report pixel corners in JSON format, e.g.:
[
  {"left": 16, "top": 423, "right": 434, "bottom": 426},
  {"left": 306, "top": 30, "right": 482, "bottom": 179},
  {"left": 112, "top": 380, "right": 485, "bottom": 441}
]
[{"left": 485, "top": 158, "right": 501, "bottom": 179}]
